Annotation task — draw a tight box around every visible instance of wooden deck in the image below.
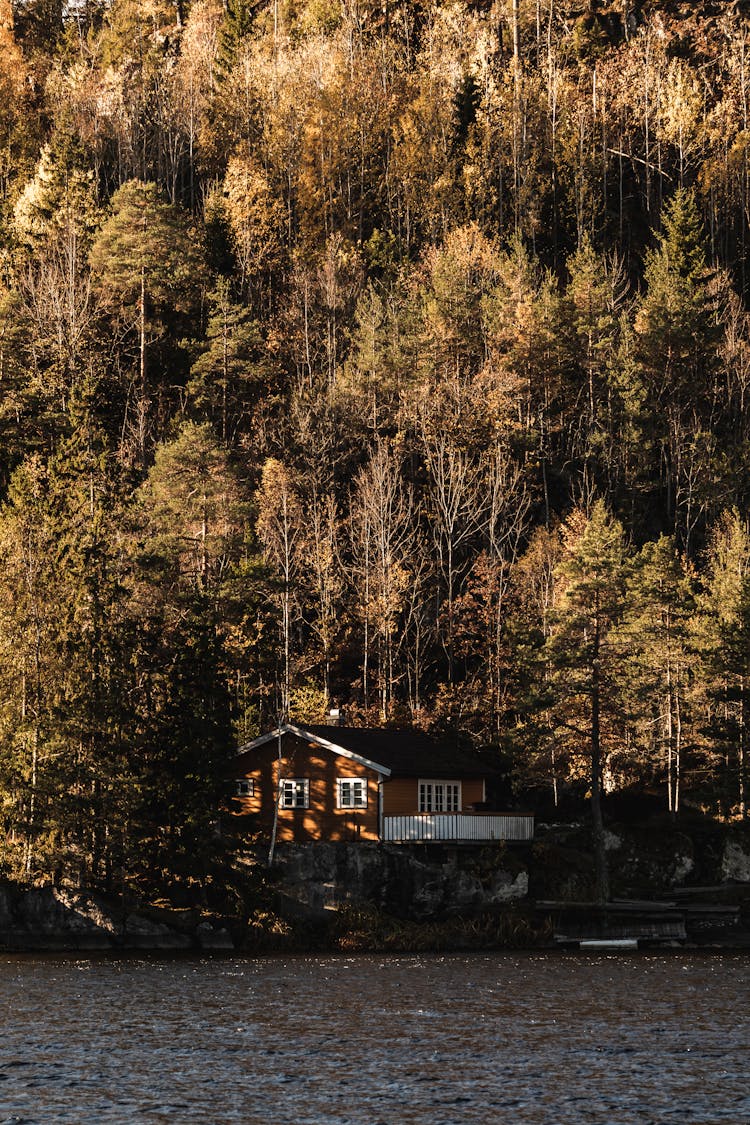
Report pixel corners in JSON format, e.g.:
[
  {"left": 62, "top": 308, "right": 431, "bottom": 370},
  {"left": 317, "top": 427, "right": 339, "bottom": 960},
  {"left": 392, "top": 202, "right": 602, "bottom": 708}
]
[
  {"left": 382, "top": 813, "right": 534, "bottom": 843},
  {"left": 537, "top": 900, "right": 690, "bottom": 946}
]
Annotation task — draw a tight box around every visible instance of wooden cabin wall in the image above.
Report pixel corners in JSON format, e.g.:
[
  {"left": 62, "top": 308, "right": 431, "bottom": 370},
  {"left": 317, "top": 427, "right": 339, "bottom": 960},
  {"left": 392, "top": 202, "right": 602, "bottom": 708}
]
[
  {"left": 232, "top": 734, "right": 380, "bottom": 843},
  {"left": 382, "top": 778, "right": 486, "bottom": 815}
]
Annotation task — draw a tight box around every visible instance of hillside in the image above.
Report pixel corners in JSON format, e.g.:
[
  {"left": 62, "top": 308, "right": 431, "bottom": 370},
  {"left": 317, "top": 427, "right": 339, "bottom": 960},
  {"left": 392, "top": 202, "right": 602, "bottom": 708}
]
[{"left": 0, "top": 0, "right": 749, "bottom": 895}]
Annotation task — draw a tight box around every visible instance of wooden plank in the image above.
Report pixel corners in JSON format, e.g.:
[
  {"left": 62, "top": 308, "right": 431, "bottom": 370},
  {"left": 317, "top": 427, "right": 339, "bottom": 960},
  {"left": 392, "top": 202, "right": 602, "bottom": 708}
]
[
  {"left": 680, "top": 904, "right": 740, "bottom": 916},
  {"left": 558, "top": 922, "right": 687, "bottom": 939},
  {"left": 579, "top": 939, "right": 639, "bottom": 950},
  {"left": 537, "top": 900, "right": 678, "bottom": 913}
]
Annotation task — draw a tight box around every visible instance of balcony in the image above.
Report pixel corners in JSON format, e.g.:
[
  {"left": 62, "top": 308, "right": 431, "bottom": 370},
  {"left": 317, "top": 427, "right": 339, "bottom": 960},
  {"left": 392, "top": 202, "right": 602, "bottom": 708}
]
[{"left": 382, "top": 812, "right": 534, "bottom": 843}]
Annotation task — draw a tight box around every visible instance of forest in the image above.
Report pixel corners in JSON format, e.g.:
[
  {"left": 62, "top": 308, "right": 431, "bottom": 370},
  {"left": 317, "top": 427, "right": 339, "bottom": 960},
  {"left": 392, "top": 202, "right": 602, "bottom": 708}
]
[{"left": 1, "top": 0, "right": 750, "bottom": 895}]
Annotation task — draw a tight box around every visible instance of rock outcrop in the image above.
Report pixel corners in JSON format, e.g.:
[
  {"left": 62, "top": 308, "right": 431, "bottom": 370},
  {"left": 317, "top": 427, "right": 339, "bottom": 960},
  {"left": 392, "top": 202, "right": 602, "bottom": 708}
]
[
  {"left": 271, "top": 841, "right": 529, "bottom": 921},
  {"left": 722, "top": 838, "right": 750, "bottom": 883},
  {"left": 0, "top": 884, "right": 232, "bottom": 952}
]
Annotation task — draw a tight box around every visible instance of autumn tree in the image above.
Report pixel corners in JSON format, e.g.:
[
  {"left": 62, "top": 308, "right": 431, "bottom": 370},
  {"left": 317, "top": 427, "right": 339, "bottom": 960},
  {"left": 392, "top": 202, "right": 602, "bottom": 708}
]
[
  {"left": 256, "top": 458, "right": 303, "bottom": 718},
  {"left": 349, "top": 444, "right": 416, "bottom": 720}
]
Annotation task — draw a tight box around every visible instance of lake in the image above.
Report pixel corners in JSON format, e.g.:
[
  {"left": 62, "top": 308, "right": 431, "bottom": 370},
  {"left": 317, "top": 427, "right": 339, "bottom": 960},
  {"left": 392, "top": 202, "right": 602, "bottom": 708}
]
[{"left": 0, "top": 952, "right": 747, "bottom": 1124}]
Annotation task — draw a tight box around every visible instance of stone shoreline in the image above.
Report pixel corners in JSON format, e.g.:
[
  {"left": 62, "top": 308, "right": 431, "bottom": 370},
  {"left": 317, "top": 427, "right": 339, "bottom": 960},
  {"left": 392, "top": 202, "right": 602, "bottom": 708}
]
[{"left": 2, "top": 816, "right": 749, "bottom": 953}]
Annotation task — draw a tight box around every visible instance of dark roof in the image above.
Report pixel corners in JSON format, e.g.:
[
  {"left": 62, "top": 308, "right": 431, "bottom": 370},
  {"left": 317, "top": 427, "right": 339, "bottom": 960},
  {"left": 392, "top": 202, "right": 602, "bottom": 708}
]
[{"left": 303, "top": 725, "right": 491, "bottom": 778}]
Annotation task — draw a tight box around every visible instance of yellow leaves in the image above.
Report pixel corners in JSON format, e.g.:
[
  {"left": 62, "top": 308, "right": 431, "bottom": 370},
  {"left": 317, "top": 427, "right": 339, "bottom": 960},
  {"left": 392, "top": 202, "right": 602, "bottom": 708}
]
[
  {"left": 0, "top": 2, "right": 25, "bottom": 101},
  {"left": 222, "top": 154, "right": 284, "bottom": 282},
  {"left": 392, "top": 83, "right": 457, "bottom": 234},
  {"left": 172, "top": 0, "right": 224, "bottom": 120},
  {"left": 256, "top": 457, "right": 304, "bottom": 572},
  {"left": 704, "top": 509, "right": 750, "bottom": 628},
  {"left": 12, "top": 144, "right": 99, "bottom": 252},
  {"left": 296, "top": 0, "right": 341, "bottom": 37},
  {"left": 658, "top": 57, "right": 702, "bottom": 157},
  {"left": 98, "top": 0, "right": 176, "bottom": 68}
]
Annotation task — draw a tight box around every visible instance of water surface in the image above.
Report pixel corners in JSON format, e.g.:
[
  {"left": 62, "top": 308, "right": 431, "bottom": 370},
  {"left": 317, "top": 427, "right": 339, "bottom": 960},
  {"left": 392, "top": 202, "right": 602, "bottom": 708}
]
[{"left": 0, "top": 952, "right": 747, "bottom": 1123}]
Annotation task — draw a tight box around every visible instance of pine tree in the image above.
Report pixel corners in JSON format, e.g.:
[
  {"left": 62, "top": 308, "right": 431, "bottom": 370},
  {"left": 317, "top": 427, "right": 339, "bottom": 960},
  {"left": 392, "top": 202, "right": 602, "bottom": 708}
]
[
  {"left": 547, "top": 501, "right": 628, "bottom": 903},
  {"left": 123, "top": 426, "right": 243, "bottom": 894},
  {"left": 564, "top": 236, "right": 628, "bottom": 494},
  {"left": 634, "top": 189, "right": 721, "bottom": 549},
  {"left": 188, "top": 279, "right": 271, "bottom": 447},
  {"left": 620, "top": 535, "right": 695, "bottom": 813},
  {"left": 117, "top": 588, "right": 234, "bottom": 896},
  {"left": 214, "top": 0, "right": 254, "bottom": 85},
  {"left": 12, "top": 127, "right": 100, "bottom": 255},
  {"left": 701, "top": 511, "right": 750, "bottom": 818},
  {"left": 0, "top": 436, "right": 130, "bottom": 886},
  {"left": 89, "top": 181, "right": 209, "bottom": 459},
  {"left": 135, "top": 421, "right": 248, "bottom": 593}
]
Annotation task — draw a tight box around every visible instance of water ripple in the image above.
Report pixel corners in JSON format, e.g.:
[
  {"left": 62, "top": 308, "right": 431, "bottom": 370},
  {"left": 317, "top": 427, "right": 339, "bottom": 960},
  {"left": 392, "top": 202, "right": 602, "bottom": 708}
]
[{"left": 0, "top": 952, "right": 748, "bottom": 1123}]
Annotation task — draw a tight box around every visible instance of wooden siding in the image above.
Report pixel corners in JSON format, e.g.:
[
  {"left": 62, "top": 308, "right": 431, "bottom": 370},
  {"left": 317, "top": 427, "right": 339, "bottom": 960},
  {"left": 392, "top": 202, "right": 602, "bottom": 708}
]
[
  {"left": 382, "top": 777, "right": 485, "bottom": 815},
  {"left": 232, "top": 731, "right": 497, "bottom": 843},
  {"left": 382, "top": 813, "right": 534, "bottom": 842},
  {"left": 232, "top": 733, "right": 380, "bottom": 843}
]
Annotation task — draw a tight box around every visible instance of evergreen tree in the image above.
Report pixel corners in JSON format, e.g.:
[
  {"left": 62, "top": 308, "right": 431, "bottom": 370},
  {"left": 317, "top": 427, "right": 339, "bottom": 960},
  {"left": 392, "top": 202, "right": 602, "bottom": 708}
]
[
  {"left": 188, "top": 279, "right": 272, "bottom": 447},
  {"left": 701, "top": 510, "right": 750, "bottom": 818},
  {"left": 117, "top": 587, "right": 234, "bottom": 896},
  {"left": 0, "top": 437, "right": 130, "bottom": 886},
  {"left": 634, "top": 189, "right": 722, "bottom": 549},
  {"left": 12, "top": 128, "right": 100, "bottom": 255},
  {"left": 135, "top": 421, "right": 248, "bottom": 593},
  {"left": 563, "top": 236, "right": 628, "bottom": 496},
  {"left": 89, "top": 181, "right": 209, "bottom": 458},
  {"left": 620, "top": 535, "right": 695, "bottom": 812},
  {"left": 214, "top": 0, "right": 254, "bottom": 84},
  {"left": 547, "top": 501, "right": 628, "bottom": 903}
]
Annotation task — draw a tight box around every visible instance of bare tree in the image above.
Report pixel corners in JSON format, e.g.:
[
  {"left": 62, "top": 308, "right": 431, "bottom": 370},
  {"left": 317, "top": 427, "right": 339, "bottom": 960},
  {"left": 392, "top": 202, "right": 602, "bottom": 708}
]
[
  {"left": 301, "top": 489, "right": 344, "bottom": 708},
  {"left": 350, "top": 444, "right": 416, "bottom": 720},
  {"left": 19, "top": 224, "right": 96, "bottom": 414},
  {"left": 256, "top": 458, "right": 303, "bottom": 719},
  {"left": 420, "top": 422, "right": 487, "bottom": 682},
  {"left": 484, "top": 442, "right": 531, "bottom": 727}
]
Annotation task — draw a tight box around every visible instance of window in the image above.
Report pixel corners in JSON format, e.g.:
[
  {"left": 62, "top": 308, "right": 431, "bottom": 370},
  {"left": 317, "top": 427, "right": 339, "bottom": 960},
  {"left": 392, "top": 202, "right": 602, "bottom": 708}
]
[
  {"left": 337, "top": 778, "right": 368, "bottom": 809},
  {"left": 235, "top": 779, "right": 254, "bottom": 797},
  {"left": 419, "top": 780, "right": 461, "bottom": 813},
  {"left": 280, "top": 779, "right": 309, "bottom": 809}
]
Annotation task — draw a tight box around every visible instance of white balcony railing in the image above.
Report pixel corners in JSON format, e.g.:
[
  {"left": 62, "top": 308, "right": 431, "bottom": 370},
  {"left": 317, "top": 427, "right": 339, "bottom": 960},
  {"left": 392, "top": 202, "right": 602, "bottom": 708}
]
[{"left": 382, "top": 813, "right": 534, "bottom": 843}]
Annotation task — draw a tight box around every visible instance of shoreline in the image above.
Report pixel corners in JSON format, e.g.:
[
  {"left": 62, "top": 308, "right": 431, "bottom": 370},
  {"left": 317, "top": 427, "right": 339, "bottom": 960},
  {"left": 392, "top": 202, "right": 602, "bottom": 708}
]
[
  {"left": 3, "top": 816, "right": 749, "bottom": 955},
  {"left": 1, "top": 894, "right": 749, "bottom": 956},
  {"left": 2, "top": 940, "right": 750, "bottom": 957}
]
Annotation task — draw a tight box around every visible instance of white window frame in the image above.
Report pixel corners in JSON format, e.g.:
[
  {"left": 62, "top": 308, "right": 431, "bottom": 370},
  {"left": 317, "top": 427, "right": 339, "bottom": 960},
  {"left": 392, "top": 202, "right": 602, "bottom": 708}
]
[
  {"left": 337, "top": 778, "right": 368, "bottom": 809},
  {"left": 235, "top": 778, "right": 254, "bottom": 797},
  {"left": 418, "top": 780, "right": 461, "bottom": 813},
  {"left": 280, "top": 778, "right": 309, "bottom": 809}
]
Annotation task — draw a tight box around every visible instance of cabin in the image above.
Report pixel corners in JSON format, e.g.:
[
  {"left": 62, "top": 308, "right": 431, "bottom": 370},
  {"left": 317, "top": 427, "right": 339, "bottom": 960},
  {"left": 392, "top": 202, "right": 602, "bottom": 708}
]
[{"left": 232, "top": 724, "right": 534, "bottom": 844}]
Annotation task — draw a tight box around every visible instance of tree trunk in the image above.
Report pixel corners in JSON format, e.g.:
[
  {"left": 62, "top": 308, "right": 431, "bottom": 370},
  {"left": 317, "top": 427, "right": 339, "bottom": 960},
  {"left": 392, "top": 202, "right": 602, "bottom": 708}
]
[
  {"left": 740, "top": 675, "right": 747, "bottom": 818},
  {"left": 666, "top": 665, "right": 674, "bottom": 813},
  {"left": 267, "top": 726, "right": 283, "bottom": 866},
  {"left": 139, "top": 264, "right": 147, "bottom": 464},
  {"left": 590, "top": 609, "right": 610, "bottom": 904}
]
